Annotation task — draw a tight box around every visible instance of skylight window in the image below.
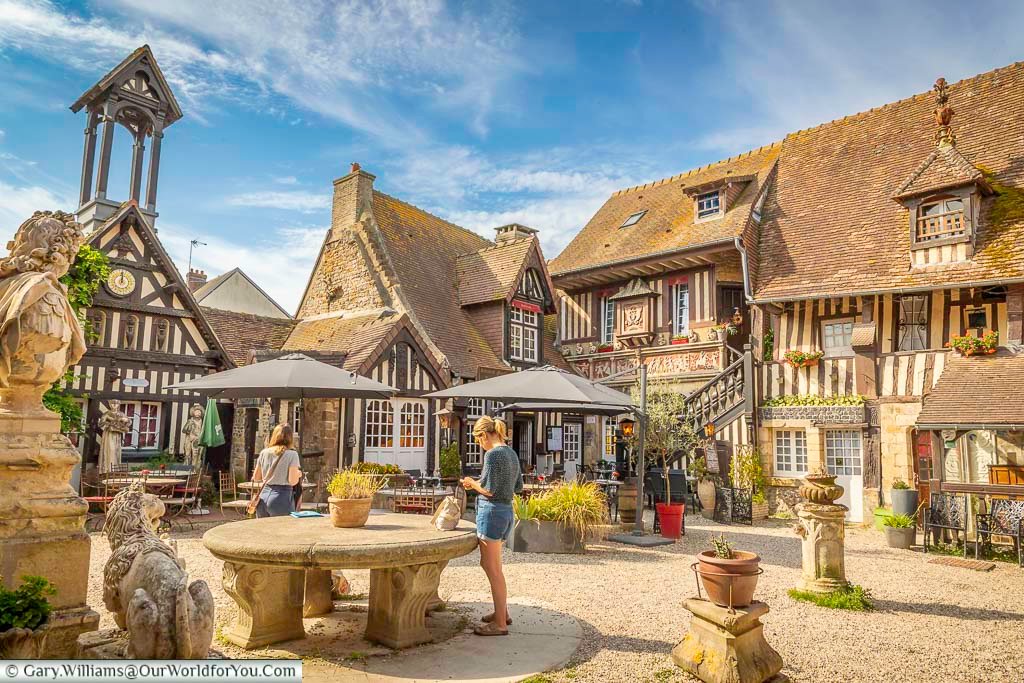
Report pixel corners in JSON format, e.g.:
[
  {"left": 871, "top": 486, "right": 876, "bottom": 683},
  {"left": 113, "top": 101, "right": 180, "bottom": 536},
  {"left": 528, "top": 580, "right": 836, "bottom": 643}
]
[{"left": 620, "top": 210, "right": 647, "bottom": 228}]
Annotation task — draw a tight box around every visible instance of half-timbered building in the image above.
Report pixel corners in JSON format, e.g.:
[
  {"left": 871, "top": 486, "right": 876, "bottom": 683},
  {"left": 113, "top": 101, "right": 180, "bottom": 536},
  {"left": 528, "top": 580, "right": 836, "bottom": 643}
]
[{"left": 66, "top": 47, "right": 234, "bottom": 470}]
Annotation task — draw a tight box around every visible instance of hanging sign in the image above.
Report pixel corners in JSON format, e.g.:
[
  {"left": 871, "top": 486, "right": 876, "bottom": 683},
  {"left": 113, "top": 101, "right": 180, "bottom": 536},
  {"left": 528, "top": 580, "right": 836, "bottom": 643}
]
[
  {"left": 704, "top": 441, "right": 720, "bottom": 474},
  {"left": 121, "top": 378, "right": 149, "bottom": 388}
]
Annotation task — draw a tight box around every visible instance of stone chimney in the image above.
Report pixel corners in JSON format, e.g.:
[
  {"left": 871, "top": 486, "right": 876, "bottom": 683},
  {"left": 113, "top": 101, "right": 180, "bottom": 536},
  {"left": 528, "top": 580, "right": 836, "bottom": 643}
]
[
  {"left": 330, "top": 162, "right": 376, "bottom": 241},
  {"left": 494, "top": 223, "right": 538, "bottom": 243},
  {"left": 187, "top": 268, "right": 207, "bottom": 292}
]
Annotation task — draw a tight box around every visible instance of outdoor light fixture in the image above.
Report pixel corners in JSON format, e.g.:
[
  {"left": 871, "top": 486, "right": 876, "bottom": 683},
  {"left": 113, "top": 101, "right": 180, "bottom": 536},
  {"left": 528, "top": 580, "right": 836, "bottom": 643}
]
[
  {"left": 435, "top": 408, "right": 454, "bottom": 430},
  {"left": 619, "top": 417, "right": 636, "bottom": 438},
  {"left": 704, "top": 422, "right": 716, "bottom": 438}
]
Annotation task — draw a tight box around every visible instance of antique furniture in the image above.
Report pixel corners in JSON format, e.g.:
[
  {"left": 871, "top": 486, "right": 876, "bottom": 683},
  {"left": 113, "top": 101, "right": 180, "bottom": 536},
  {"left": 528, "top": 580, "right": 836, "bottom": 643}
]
[
  {"left": 714, "top": 486, "right": 753, "bottom": 525},
  {"left": 218, "top": 471, "right": 250, "bottom": 518},
  {"left": 975, "top": 498, "right": 1024, "bottom": 567},
  {"left": 202, "top": 512, "right": 478, "bottom": 649},
  {"left": 923, "top": 492, "right": 968, "bottom": 557},
  {"left": 392, "top": 486, "right": 438, "bottom": 515}
]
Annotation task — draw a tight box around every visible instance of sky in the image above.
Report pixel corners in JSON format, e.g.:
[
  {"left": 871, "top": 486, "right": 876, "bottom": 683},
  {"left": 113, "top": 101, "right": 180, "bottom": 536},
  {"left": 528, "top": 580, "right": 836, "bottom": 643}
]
[{"left": 0, "top": 0, "right": 1022, "bottom": 314}]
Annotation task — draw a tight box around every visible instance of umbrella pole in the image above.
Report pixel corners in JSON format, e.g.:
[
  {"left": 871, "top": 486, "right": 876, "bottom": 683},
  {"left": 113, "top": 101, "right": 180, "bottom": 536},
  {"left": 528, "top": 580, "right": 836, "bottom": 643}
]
[{"left": 633, "top": 364, "right": 647, "bottom": 536}]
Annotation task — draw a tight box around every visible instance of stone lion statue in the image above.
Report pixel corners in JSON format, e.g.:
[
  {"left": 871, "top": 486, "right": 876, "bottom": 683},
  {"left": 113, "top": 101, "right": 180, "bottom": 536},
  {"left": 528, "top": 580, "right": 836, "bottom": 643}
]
[
  {"left": 0, "top": 210, "right": 86, "bottom": 414},
  {"left": 103, "top": 483, "right": 215, "bottom": 659}
]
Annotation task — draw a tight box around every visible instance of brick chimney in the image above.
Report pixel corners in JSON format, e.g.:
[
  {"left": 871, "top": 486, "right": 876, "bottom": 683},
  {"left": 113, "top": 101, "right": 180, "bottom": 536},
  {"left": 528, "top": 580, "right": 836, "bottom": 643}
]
[
  {"left": 494, "top": 223, "right": 538, "bottom": 243},
  {"left": 187, "top": 268, "right": 207, "bottom": 292},
  {"left": 330, "top": 162, "right": 376, "bottom": 241}
]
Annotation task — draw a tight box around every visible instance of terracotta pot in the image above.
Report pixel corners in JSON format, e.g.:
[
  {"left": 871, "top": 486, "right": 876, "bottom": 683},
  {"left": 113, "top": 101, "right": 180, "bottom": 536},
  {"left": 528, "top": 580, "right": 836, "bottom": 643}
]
[
  {"left": 799, "top": 472, "right": 844, "bottom": 504},
  {"left": 697, "top": 550, "right": 761, "bottom": 608},
  {"left": 656, "top": 503, "right": 684, "bottom": 539},
  {"left": 328, "top": 497, "right": 372, "bottom": 528},
  {"left": 0, "top": 625, "right": 48, "bottom": 659},
  {"left": 697, "top": 479, "right": 716, "bottom": 519}
]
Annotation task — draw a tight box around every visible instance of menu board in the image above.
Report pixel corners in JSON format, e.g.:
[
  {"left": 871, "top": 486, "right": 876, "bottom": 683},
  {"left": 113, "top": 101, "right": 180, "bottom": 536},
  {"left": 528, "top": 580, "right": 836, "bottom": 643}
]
[
  {"left": 546, "top": 426, "right": 563, "bottom": 452},
  {"left": 704, "top": 441, "right": 720, "bottom": 474}
]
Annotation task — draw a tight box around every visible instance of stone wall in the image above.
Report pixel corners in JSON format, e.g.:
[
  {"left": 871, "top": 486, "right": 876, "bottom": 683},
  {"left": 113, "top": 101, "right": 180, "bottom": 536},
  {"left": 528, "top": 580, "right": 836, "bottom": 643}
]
[
  {"left": 759, "top": 405, "right": 866, "bottom": 424},
  {"left": 878, "top": 400, "right": 922, "bottom": 503}
]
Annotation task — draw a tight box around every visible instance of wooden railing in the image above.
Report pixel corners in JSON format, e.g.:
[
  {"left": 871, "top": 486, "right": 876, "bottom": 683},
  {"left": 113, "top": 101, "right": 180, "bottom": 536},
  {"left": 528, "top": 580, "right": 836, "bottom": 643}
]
[
  {"left": 916, "top": 210, "right": 964, "bottom": 242},
  {"left": 682, "top": 345, "right": 753, "bottom": 434}
]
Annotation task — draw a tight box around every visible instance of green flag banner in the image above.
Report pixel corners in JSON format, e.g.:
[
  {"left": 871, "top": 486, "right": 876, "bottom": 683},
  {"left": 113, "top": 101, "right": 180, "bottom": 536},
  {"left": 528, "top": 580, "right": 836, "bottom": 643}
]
[{"left": 200, "top": 397, "right": 226, "bottom": 448}]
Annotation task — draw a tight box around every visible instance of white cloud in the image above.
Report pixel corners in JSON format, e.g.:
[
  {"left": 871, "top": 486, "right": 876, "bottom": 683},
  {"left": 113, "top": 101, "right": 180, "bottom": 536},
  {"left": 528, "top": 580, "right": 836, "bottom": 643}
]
[
  {"left": 224, "top": 190, "right": 329, "bottom": 213},
  {"left": 0, "top": 180, "right": 73, "bottom": 246},
  {"left": 273, "top": 176, "right": 299, "bottom": 185},
  {"left": 160, "top": 221, "right": 326, "bottom": 313}
]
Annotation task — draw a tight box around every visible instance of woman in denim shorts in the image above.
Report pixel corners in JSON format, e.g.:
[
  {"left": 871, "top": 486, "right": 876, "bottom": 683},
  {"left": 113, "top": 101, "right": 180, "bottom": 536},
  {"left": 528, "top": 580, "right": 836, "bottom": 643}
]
[{"left": 461, "top": 415, "right": 522, "bottom": 636}]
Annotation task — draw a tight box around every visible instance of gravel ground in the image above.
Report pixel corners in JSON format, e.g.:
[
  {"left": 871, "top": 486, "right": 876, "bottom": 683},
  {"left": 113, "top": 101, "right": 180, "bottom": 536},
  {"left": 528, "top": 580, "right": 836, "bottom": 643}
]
[{"left": 88, "top": 514, "right": 1024, "bottom": 683}]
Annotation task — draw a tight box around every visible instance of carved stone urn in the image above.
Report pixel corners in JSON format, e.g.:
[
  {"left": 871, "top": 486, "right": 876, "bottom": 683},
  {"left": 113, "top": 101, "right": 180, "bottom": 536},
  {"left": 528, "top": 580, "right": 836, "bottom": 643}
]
[{"left": 798, "top": 471, "right": 845, "bottom": 505}]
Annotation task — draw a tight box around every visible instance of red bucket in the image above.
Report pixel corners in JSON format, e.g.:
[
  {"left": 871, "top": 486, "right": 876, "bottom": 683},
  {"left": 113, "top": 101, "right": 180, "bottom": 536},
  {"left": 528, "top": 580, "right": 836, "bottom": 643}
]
[{"left": 656, "top": 502, "right": 684, "bottom": 539}]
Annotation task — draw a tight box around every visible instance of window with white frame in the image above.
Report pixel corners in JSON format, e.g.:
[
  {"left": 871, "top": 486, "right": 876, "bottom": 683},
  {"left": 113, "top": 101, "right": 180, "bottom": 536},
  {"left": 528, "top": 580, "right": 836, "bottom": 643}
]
[
  {"left": 897, "top": 295, "right": 928, "bottom": 351},
  {"left": 821, "top": 318, "right": 854, "bottom": 357},
  {"left": 696, "top": 190, "right": 721, "bottom": 219},
  {"left": 465, "top": 398, "right": 487, "bottom": 465},
  {"left": 673, "top": 284, "right": 690, "bottom": 336},
  {"left": 774, "top": 430, "right": 808, "bottom": 475},
  {"left": 291, "top": 401, "right": 302, "bottom": 436},
  {"left": 603, "top": 418, "right": 616, "bottom": 461},
  {"left": 399, "top": 402, "right": 426, "bottom": 449},
  {"left": 509, "top": 305, "right": 539, "bottom": 362},
  {"left": 364, "top": 399, "right": 394, "bottom": 449},
  {"left": 825, "top": 429, "right": 863, "bottom": 476},
  {"left": 600, "top": 297, "right": 615, "bottom": 343},
  {"left": 122, "top": 401, "right": 160, "bottom": 449}
]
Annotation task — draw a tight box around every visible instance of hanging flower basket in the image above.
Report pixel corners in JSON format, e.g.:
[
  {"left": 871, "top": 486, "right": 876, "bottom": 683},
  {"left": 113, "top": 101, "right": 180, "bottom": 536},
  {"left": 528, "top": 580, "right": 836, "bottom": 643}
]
[
  {"left": 783, "top": 350, "right": 824, "bottom": 368},
  {"left": 948, "top": 331, "right": 998, "bottom": 356}
]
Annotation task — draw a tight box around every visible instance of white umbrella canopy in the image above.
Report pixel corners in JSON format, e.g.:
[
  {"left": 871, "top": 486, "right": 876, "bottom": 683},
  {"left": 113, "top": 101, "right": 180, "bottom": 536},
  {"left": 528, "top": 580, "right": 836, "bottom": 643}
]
[
  {"left": 168, "top": 353, "right": 397, "bottom": 399},
  {"left": 425, "top": 365, "right": 635, "bottom": 408}
]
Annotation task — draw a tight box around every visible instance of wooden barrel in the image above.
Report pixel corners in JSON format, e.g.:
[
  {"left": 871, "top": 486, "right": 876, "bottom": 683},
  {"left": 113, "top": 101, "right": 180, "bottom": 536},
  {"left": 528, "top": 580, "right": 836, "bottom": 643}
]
[{"left": 618, "top": 479, "right": 638, "bottom": 524}]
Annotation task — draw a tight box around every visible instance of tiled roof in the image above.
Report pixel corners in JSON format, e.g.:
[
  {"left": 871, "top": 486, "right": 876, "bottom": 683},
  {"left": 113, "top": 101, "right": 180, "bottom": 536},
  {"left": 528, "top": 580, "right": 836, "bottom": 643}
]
[
  {"left": 282, "top": 310, "right": 401, "bottom": 374},
  {"left": 917, "top": 349, "right": 1024, "bottom": 427},
  {"left": 371, "top": 192, "right": 506, "bottom": 378},
  {"left": 455, "top": 237, "right": 536, "bottom": 306},
  {"left": 893, "top": 144, "right": 984, "bottom": 199},
  {"left": 543, "top": 314, "right": 570, "bottom": 371},
  {"left": 201, "top": 308, "right": 295, "bottom": 366},
  {"left": 754, "top": 61, "right": 1024, "bottom": 300},
  {"left": 549, "top": 144, "right": 781, "bottom": 275}
]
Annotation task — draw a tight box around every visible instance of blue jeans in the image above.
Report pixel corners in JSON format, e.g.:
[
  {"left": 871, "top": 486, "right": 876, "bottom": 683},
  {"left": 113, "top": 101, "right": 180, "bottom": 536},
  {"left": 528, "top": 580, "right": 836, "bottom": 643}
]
[
  {"left": 257, "top": 484, "right": 295, "bottom": 518},
  {"left": 476, "top": 498, "right": 514, "bottom": 542}
]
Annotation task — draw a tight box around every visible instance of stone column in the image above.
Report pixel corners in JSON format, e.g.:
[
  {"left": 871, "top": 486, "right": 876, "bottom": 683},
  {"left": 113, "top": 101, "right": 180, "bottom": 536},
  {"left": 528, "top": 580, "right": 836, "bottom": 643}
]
[
  {"left": 221, "top": 562, "right": 305, "bottom": 649},
  {"left": 794, "top": 502, "right": 850, "bottom": 593},
  {"left": 365, "top": 561, "right": 443, "bottom": 649},
  {"left": 303, "top": 569, "right": 334, "bottom": 618},
  {"left": 78, "top": 112, "right": 99, "bottom": 207},
  {"left": 672, "top": 598, "right": 784, "bottom": 683}
]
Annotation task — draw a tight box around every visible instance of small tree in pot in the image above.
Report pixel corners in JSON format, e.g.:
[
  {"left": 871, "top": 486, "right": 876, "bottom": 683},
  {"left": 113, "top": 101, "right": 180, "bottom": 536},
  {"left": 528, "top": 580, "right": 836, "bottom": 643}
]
[
  {"left": 0, "top": 575, "right": 56, "bottom": 658},
  {"left": 327, "top": 469, "right": 387, "bottom": 528},
  {"left": 697, "top": 535, "right": 761, "bottom": 608}
]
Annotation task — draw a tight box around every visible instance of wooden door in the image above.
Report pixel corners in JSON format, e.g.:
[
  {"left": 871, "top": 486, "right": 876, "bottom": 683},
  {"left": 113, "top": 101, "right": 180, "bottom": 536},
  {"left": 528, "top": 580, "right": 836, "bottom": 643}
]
[
  {"left": 913, "top": 430, "right": 932, "bottom": 526},
  {"left": 718, "top": 285, "right": 749, "bottom": 351}
]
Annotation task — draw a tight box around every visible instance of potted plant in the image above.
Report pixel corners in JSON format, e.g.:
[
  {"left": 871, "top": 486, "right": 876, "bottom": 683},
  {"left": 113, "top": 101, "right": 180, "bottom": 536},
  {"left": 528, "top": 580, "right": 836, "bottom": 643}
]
[
  {"left": 882, "top": 513, "right": 916, "bottom": 549},
  {"left": 655, "top": 448, "right": 685, "bottom": 540},
  {"left": 730, "top": 445, "right": 769, "bottom": 520},
  {"left": 350, "top": 461, "right": 409, "bottom": 488},
  {"left": 783, "top": 350, "right": 824, "bottom": 368},
  {"left": 689, "top": 454, "right": 717, "bottom": 520},
  {"left": 597, "top": 343, "right": 614, "bottom": 353},
  {"left": 511, "top": 481, "right": 608, "bottom": 554},
  {"left": 948, "top": 330, "right": 998, "bottom": 356},
  {"left": 438, "top": 442, "right": 462, "bottom": 485},
  {"left": 889, "top": 477, "right": 918, "bottom": 517},
  {"left": 697, "top": 535, "right": 761, "bottom": 608},
  {"left": 326, "top": 469, "right": 387, "bottom": 528},
  {"left": 0, "top": 575, "right": 56, "bottom": 659},
  {"left": 670, "top": 333, "right": 690, "bottom": 345}
]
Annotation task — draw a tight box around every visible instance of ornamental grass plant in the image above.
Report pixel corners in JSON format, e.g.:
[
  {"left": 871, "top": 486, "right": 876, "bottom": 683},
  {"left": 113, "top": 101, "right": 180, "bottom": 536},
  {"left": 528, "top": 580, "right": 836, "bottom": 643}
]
[
  {"left": 327, "top": 469, "right": 387, "bottom": 499},
  {"left": 512, "top": 481, "right": 608, "bottom": 541}
]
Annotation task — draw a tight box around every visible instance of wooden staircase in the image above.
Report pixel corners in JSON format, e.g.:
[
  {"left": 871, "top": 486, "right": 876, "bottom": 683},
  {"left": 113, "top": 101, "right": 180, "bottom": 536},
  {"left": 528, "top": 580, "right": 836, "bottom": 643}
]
[{"left": 682, "top": 344, "right": 756, "bottom": 437}]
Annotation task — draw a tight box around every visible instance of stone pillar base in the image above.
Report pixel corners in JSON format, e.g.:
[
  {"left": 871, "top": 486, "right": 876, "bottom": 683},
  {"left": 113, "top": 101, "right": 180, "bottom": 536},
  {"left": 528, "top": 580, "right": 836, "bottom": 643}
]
[
  {"left": 304, "top": 569, "right": 334, "bottom": 617},
  {"left": 672, "top": 598, "right": 783, "bottom": 683},
  {"left": 794, "top": 503, "right": 849, "bottom": 594},
  {"left": 76, "top": 628, "right": 129, "bottom": 659},
  {"left": 221, "top": 562, "right": 305, "bottom": 649},
  {"left": 366, "top": 562, "right": 442, "bottom": 649}
]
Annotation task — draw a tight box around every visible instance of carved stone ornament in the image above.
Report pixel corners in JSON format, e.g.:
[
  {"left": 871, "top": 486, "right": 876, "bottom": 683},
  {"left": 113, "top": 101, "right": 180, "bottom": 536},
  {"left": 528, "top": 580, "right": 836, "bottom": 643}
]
[
  {"left": 102, "top": 483, "right": 215, "bottom": 658},
  {"left": 576, "top": 343, "right": 584, "bottom": 355},
  {"left": 588, "top": 342, "right": 597, "bottom": 354},
  {"left": 180, "top": 403, "right": 206, "bottom": 470},
  {"left": 98, "top": 400, "right": 132, "bottom": 473}
]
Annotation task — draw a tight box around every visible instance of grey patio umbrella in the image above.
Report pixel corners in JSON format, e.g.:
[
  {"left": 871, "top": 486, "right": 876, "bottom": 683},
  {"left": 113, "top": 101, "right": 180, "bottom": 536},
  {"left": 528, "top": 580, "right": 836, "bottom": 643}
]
[
  {"left": 490, "top": 402, "right": 632, "bottom": 417},
  {"left": 425, "top": 366, "right": 635, "bottom": 407},
  {"left": 168, "top": 353, "right": 397, "bottom": 399}
]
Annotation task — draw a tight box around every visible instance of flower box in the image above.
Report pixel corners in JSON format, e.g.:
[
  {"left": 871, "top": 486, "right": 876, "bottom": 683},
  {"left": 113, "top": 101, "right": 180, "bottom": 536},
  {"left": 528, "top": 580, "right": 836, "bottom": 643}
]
[
  {"left": 597, "top": 345, "right": 614, "bottom": 353},
  {"left": 670, "top": 337, "right": 690, "bottom": 345},
  {"left": 783, "top": 350, "right": 824, "bottom": 368},
  {"left": 948, "top": 331, "right": 998, "bottom": 356}
]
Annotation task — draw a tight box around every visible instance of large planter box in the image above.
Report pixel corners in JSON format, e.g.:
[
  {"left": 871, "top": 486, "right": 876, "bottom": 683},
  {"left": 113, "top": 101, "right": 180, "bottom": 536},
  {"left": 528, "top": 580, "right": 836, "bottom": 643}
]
[
  {"left": 759, "top": 404, "right": 866, "bottom": 424},
  {"left": 890, "top": 489, "right": 919, "bottom": 517},
  {"left": 752, "top": 500, "right": 769, "bottom": 521},
  {"left": 511, "top": 519, "right": 585, "bottom": 554}
]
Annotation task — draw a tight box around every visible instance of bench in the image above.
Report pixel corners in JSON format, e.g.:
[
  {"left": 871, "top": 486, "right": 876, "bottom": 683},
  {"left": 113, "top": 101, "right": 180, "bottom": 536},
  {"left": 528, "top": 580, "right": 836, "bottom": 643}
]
[
  {"left": 975, "top": 498, "right": 1024, "bottom": 567},
  {"left": 923, "top": 492, "right": 968, "bottom": 557}
]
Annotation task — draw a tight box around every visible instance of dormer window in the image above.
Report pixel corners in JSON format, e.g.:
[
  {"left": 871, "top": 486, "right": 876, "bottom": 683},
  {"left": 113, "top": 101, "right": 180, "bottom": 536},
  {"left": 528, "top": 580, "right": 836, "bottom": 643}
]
[
  {"left": 696, "top": 191, "right": 721, "bottom": 220},
  {"left": 620, "top": 210, "right": 647, "bottom": 228},
  {"left": 917, "top": 196, "right": 965, "bottom": 243}
]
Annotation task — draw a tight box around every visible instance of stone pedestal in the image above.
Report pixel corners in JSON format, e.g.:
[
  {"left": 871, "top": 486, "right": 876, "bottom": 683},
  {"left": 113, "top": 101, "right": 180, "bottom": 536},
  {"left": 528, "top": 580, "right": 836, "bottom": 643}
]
[
  {"left": 0, "top": 411, "right": 99, "bottom": 656},
  {"left": 221, "top": 562, "right": 305, "bottom": 649},
  {"left": 303, "top": 569, "right": 334, "bottom": 617},
  {"left": 366, "top": 561, "right": 443, "bottom": 649},
  {"left": 672, "top": 598, "right": 784, "bottom": 683},
  {"left": 794, "top": 502, "right": 850, "bottom": 593}
]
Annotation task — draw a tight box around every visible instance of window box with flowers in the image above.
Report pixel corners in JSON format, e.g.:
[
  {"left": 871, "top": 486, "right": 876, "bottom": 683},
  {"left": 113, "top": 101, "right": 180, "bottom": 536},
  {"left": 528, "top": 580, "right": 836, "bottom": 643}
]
[
  {"left": 670, "top": 334, "right": 690, "bottom": 346},
  {"left": 783, "top": 350, "right": 824, "bottom": 368},
  {"left": 597, "top": 343, "right": 614, "bottom": 353},
  {"left": 947, "top": 331, "right": 998, "bottom": 356}
]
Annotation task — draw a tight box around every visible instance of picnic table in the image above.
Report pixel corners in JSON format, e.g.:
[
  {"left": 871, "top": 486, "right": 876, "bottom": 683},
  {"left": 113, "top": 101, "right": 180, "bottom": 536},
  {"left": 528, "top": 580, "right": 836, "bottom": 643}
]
[{"left": 203, "top": 512, "right": 478, "bottom": 649}]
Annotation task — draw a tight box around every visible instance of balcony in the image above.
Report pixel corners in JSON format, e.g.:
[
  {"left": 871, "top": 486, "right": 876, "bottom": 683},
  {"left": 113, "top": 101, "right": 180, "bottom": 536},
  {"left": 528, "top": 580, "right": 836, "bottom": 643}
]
[{"left": 561, "top": 339, "right": 727, "bottom": 386}]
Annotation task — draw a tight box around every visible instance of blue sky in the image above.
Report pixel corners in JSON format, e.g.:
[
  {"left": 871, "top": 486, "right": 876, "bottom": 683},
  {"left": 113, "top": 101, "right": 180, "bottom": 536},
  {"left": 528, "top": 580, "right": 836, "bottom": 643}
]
[{"left": 1, "top": 0, "right": 1022, "bottom": 313}]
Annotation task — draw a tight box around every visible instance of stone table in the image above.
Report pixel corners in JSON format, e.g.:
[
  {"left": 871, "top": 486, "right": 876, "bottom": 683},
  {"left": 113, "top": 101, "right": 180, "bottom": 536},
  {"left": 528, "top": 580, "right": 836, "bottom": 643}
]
[{"left": 202, "top": 511, "right": 478, "bottom": 650}]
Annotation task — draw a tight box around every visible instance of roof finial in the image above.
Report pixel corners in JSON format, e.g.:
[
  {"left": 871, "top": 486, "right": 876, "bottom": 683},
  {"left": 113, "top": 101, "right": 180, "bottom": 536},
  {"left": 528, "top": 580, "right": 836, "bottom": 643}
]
[{"left": 933, "top": 77, "right": 956, "bottom": 147}]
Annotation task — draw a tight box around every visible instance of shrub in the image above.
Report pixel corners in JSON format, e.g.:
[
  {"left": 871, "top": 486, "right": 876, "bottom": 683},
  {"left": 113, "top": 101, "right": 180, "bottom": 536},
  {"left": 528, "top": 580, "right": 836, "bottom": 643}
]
[
  {"left": 883, "top": 513, "right": 915, "bottom": 528},
  {"left": 0, "top": 575, "right": 56, "bottom": 632},
  {"left": 349, "top": 462, "right": 403, "bottom": 475},
  {"left": 688, "top": 453, "right": 710, "bottom": 481},
  {"left": 439, "top": 442, "right": 461, "bottom": 479},
  {"left": 512, "top": 481, "right": 608, "bottom": 541},
  {"left": 729, "top": 445, "right": 768, "bottom": 504},
  {"left": 710, "top": 533, "right": 734, "bottom": 559},
  {"left": 788, "top": 585, "right": 873, "bottom": 611},
  {"left": 891, "top": 478, "right": 911, "bottom": 490},
  {"left": 762, "top": 394, "right": 866, "bottom": 407},
  {"left": 327, "top": 469, "right": 387, "bottom": 499}
]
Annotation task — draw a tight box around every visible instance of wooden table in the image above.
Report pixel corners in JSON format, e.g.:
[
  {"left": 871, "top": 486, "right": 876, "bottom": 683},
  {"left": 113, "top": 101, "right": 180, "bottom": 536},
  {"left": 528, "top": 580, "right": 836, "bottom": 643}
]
[{"left": 202, "top": 512, "right": 478, "bottom": 650}]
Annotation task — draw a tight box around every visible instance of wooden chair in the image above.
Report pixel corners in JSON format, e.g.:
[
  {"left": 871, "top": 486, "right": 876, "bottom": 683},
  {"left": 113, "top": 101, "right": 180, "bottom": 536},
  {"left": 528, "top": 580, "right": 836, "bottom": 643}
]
[
  {"left": 108, "top": 463, "right": 130, "bottom": 475},
  {"left": 219, "top": 471, "right": 251, "bottom": 518},
  {"left": 393, "top": 486, "right": 436, "bottom": 515},
  {"left": 923, "top": 492, "right": 968, "bottom": 557},
  {"left": 82, "top": 479, "right": 114, "bottom": 532},
  {"left": 975, "top": 497, "right": 1024, "bottom": 567}
]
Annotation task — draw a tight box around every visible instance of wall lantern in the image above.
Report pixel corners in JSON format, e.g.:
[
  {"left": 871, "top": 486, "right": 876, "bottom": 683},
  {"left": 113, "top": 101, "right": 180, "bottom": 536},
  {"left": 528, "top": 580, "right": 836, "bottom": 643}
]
[
  {"left": 704, "top": 422, "right": 716, "bottom": 438},
  {"left": 436, "top": 408, "right": 454, "bottom": 430},
  {"left": 619, "top": 417, "right": 636, "bottom": 438},
  {"left": 731, "top": 307, "right": 743, "bottom": 326}
]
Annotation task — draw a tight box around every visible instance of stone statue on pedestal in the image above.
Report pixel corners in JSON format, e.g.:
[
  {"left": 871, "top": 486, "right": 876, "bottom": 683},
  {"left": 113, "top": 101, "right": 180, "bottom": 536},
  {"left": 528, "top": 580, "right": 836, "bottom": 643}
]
[
  {"left": 793, "top": 466, "right": 850, "bottom": 593},
  {"left": 0, "top": 211, "right": 99, "bottom": 655},
  {"left": 98, "top": 400, "right": 132, "bottom": 473},
  {"left": 180, "top": 403, "right": 205, "bottom": 470}
]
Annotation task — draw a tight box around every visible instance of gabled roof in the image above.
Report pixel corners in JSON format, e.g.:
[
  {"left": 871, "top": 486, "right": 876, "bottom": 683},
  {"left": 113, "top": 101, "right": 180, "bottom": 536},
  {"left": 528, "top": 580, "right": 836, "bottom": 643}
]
[
  {"left": 283, "top": 310, "right": 400, "bottom": 374},
  {"left": 893, "top": 143, "right": 987, "bottom": 199},
  {"left": 550, "top": 144, "right": 781, "bottom": 276},
  {"left": 754, "top": 61, "right": 1024, "bottom": 301},
  {"left": 370, "top": 191, "right": 507, "bottom": 378},
  {"left": 88, "top": 201, "right": 235, "bottom": 367},
  {"left": 455, "top": 236, "right": 555, "bottom": 311},
  {"left": 608, "top": 277, "right": 659, "bottom": 301},
  {"left": 70, "top": 45, "right": 183, "bottom": 126},
  {"left": 193, "top": 267, "right": 293, "bottom": 319},
  {"left": 917, "top": 349, "right": 1024, "bottom": 428},
  {"left": 201, "top": 308, "right": 296, "bottom": 366}
]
